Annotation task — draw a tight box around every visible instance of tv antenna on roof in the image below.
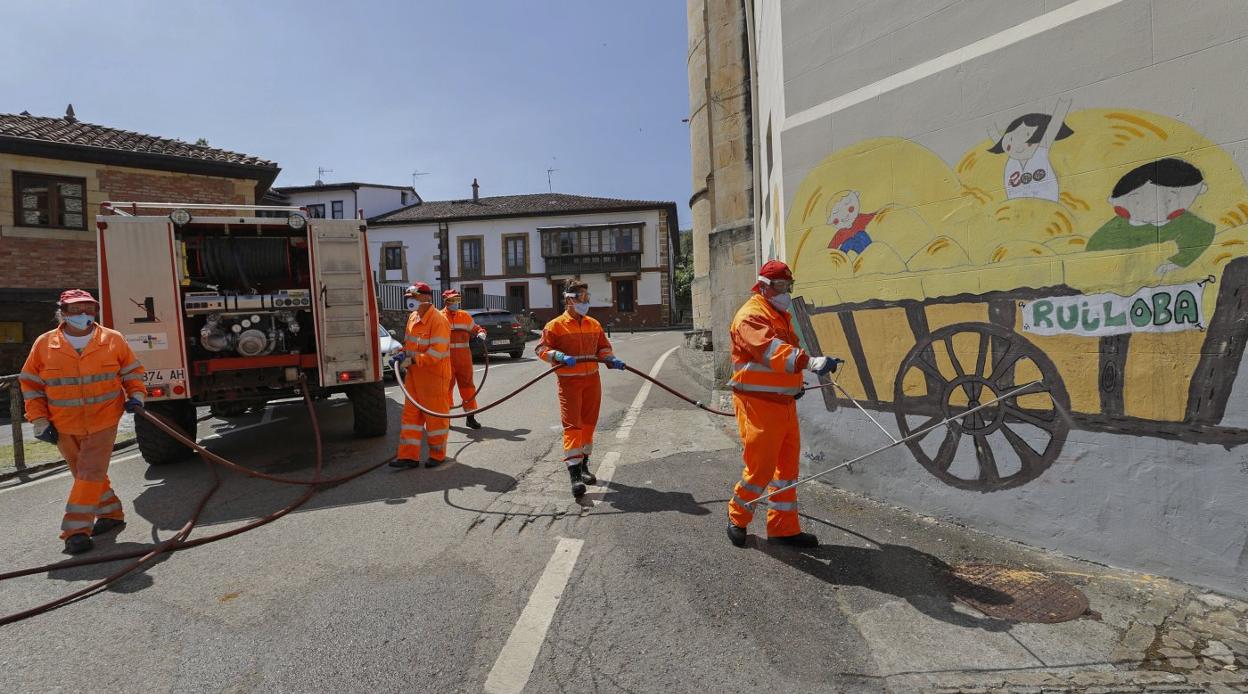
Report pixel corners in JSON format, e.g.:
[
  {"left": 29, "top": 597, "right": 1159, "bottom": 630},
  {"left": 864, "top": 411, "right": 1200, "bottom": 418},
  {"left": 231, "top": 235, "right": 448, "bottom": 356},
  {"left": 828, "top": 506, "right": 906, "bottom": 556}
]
[
  {"left": 411, "top": 170, "right": 430, "bottom": 188},
  {"left": 316, "top": 166, "right": 334, "bottom": 185},
  {"left": 546, "top": 167, "right": 559, "bottom": 193}
]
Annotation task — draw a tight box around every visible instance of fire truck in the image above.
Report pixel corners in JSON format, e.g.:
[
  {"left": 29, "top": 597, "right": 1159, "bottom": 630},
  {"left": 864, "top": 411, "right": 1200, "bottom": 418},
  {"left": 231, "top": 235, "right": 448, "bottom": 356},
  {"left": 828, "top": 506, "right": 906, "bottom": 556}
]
[{"left": 96, "top": 202, "right": 387, "bottom": 464}]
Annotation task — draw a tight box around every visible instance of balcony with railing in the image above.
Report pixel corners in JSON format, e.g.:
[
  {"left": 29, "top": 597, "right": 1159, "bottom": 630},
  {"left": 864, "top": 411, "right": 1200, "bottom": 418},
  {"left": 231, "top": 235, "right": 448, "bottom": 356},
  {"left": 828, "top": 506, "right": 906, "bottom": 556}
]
[{"left": 542, "top": 251, "right": 641, "bottom": 276}]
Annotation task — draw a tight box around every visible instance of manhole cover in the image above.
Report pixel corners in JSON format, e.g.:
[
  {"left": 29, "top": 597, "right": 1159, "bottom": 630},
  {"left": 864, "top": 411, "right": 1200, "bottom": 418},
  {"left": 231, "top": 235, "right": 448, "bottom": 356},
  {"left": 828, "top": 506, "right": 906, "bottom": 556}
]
[{"left": 944, "top": 563, "right": 1089, "bottom": 623}]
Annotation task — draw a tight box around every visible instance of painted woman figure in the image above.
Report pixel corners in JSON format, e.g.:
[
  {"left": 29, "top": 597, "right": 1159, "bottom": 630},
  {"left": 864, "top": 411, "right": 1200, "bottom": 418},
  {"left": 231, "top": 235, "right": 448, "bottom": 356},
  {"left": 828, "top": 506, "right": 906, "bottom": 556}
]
[{"left": 987, "top": 99, "right": 1074, "bottom": 202}]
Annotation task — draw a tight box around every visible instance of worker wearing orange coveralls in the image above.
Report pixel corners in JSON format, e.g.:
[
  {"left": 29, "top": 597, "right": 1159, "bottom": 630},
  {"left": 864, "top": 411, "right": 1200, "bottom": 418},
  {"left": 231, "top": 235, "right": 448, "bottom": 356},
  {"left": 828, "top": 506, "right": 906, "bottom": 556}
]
[
  {"left": 389, "top": 282, "right": 453, "bottom": 469},
  {"left": 19, "top": 289, "right": 147, "bottom": 555},
  {"left": 726, "top": 260, "right": 841, "bottom": 548},
  {"left": 440, "top": 289, "right": 486, "bottom": 430},
  {"left": 535, "top": 279, "right": 626, "bottom": 498}
]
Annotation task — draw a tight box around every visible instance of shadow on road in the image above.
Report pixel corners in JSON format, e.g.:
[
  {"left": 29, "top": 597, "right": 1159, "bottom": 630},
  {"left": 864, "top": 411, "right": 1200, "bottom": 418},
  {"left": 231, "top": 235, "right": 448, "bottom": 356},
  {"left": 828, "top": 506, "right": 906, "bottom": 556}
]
[
  {"left": 47, "top": 541, "right": 174, "bottom": 595},
  {"left": 755, "top": 521, "right": 1014, "bottom": 631},
  {"left": 129, "top": 396, "right": 517, "bottom": 531},
  {"left": 597, "top": 481, "right": 713, "bottom": 516}
]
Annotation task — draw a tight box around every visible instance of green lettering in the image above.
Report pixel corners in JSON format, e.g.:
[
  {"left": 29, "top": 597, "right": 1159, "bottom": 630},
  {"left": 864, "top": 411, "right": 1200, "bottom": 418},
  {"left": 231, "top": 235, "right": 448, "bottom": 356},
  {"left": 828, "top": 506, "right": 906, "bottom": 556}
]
[
  {"left": 1173, "top": 290, "right": 1199, "bottom": 325},
  {"left": 1057, "top": 303, "right": 1079, "bottom": 330},
  {"left": 1103, "top": 300, "right": 1127, "bottom": 327},
  {"left": 1130, "top": 298, "right": 1152, "bottom": 327},
  {"left": 1080, "top": 302, "right": 1101, "bottom": 331},
  {"left": 1152, "top": 292, "right": 1173, "bottom": 326},
  {"left": 1031, "top": 300, "right": 1054, "bottom": 329}
]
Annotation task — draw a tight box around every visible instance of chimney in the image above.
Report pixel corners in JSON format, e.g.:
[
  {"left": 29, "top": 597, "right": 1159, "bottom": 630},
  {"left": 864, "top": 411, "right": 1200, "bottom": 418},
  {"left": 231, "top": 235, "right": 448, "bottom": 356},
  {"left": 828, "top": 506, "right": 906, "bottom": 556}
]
[
  {"left": 64, "top": 104, "right": 77, "bottom": 123},
  {"left": 472, "top": 178, "right": 480, "bottom": 202}
]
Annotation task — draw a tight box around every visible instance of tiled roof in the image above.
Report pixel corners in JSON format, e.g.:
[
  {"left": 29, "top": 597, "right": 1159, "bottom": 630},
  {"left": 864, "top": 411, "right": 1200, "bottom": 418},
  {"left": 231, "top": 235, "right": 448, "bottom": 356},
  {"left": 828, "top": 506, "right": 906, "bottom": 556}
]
[
  {"left": 0, "top": 113, "right": 276, "bottom": 168},
  {"left": 275, "top": 182, "right": 418, "bottom": 194},
  {"left": 370, "top": 192, "right": 674, "bottom": 224}
]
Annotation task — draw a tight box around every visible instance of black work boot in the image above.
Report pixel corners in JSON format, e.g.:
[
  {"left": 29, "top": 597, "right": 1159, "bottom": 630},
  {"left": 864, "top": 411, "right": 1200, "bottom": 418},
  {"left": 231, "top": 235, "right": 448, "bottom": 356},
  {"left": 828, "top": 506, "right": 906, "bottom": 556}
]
[
  {"left": 64, "top": 533, "right": 94, "bottom": 555},
  {"left": 568, "top": 465, "right": 587, "bottom": 498},
  {"left": 771, "top": 531, "right": 819, "bottom": 548},
  {"left": 92, "top": 518, "right": 126, "bottom": 537},
  {"left": 425, "top": 457, "right": 444, "bottom": 469},
  {"left": 727, "top": 524, "right": 748, "bottom": 548},
  {"left": 578, "top": 458, "right": 596, "bottom": 486},
  {"left": 389, "top": 458, "right": 420, "bottom": 469},
  {"left": 465, "top": 415, "right": 482, "bottom": 430}
]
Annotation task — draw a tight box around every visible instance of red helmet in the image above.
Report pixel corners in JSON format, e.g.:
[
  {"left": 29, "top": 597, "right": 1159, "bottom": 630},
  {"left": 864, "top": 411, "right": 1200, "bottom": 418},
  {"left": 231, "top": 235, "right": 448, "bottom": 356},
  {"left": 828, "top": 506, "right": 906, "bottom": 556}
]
[
  {"left": 442, "top": 289, "right": 462, "bottom": 301},
  {"left": 752, "top": 260, "right": 793, "bottom": 292},
  {"left": 404, "top": 282, "right": 433, "bottom": 297},
  {"left": 59, "top": 289, "right": 99, "bottom": 305}
]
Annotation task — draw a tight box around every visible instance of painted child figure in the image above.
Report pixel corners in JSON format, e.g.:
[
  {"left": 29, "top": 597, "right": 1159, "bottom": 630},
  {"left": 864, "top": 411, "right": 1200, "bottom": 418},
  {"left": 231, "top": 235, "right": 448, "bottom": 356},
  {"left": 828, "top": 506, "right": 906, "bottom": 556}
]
[
  {"left": 1086, "top": 158, "right": 1214, "bottom": 275},
  {"left": 988, "top": 99, "right": 1074, "bottom": 202},
  {"left": 825, "top": 190, "right": 874, "bottom": 254}
]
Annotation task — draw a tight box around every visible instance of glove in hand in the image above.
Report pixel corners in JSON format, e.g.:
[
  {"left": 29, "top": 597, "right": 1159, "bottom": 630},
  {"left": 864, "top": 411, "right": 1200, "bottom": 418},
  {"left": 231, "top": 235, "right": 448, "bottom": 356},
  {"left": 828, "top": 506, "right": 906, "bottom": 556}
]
[
  {"left": 807, "top": 356, "right": 844, "bottom": 376},
  {"left": 606, "top": 357, "right": 626, "bottom": 370},
  {"left": 124, "top": 397, "right": 145, "bottom": 414},
  {"left": 33, "top": 419, "right": 58, "bottom": 444}
]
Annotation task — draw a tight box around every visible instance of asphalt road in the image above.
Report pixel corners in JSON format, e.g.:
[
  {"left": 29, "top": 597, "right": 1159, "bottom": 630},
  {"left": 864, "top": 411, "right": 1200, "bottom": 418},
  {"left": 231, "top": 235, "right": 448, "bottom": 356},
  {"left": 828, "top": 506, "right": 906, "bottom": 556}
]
[{"left": 2, "top": 331, "right": 1237, "bottom": 693}]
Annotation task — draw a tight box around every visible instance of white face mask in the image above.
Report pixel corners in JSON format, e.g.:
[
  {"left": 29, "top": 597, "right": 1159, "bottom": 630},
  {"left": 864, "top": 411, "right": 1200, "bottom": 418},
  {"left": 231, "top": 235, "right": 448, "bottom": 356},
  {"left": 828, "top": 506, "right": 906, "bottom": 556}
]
[
  {"left": 572, "top": 302, "right": 591, "bottom": 316},
  {"left": 406, "top": 299, "right": 419, "bottom": 310},
  {"left": 65, "top": 313, "right": 95, "bottom": 330},
  {"left": 767, "top": 293, "right": 792, "bottom": 312}
]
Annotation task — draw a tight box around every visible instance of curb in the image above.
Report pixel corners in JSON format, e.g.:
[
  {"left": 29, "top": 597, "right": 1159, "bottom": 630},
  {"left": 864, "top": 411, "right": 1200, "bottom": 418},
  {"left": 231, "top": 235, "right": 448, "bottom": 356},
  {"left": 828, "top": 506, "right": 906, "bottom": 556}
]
[{"left": 0, "top": 437, "right": 137, "bottom": 483}]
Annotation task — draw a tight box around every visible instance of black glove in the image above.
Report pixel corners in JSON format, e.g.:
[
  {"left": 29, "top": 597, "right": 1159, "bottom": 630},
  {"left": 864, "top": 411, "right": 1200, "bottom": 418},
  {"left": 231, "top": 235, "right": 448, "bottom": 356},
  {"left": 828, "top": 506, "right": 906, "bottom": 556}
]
[
  {"left": 35, "top": 422, "right": 59, "bottom": 445},
  {"left": 795, "top": 388, "right": 805, "bottom": 401}
]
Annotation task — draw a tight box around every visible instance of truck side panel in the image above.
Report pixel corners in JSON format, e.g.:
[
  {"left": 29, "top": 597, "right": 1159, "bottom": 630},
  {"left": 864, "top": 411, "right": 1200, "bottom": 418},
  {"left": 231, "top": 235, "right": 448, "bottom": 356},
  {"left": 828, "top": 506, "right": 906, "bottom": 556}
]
[
  {"left": 308, "top": 220, "right": 375, "bottom": 387},
  {"left": 97, "top": 217, "right": 190, "bottom": 400}
]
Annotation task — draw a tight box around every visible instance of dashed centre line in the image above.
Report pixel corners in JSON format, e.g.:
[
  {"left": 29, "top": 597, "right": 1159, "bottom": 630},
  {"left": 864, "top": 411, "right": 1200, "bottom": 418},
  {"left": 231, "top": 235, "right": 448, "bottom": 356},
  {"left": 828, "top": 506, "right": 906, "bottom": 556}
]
[{"left": 483, "top": 537, "right": 585, "bottom": 694}]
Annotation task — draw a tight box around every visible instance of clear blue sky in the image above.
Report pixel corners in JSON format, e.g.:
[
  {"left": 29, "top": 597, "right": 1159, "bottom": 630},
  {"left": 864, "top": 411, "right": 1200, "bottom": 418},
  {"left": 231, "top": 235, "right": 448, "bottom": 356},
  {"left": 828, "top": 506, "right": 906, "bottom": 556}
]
[{"left": 3, "top": 1, "right": 691, "bottom": 226}]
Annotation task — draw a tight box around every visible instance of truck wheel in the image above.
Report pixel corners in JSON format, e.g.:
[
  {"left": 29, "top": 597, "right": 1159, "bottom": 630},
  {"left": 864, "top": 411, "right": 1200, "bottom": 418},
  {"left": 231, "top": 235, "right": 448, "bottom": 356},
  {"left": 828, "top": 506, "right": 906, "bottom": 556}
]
[
  {"left": 136, "top": 400, "right": 198, "bottom": 466},
  {"left": 509, "top": 349, "right": 523, "bottom": 359},
  {"left": 347, "top": 382, "right": 388, "bottom": 438}
]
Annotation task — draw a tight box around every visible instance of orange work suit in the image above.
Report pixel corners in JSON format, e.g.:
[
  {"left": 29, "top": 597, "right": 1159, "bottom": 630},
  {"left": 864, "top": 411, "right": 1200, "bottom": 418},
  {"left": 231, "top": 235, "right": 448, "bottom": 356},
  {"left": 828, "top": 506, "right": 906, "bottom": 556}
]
[
  {"left": 535, "top": 311, "right": 614, "bottom": 468},
  {"left": 726, "top": 294, "right": 810, "bottom": 538},
  {"left": 441, "top": 307, "right": 485, "bottom": 410},
  {"left": 397, "top": 306, "right": 453, "bottom": 463},
  {"left": 20, "top": 325, "right": 146, "bottom": 538}
]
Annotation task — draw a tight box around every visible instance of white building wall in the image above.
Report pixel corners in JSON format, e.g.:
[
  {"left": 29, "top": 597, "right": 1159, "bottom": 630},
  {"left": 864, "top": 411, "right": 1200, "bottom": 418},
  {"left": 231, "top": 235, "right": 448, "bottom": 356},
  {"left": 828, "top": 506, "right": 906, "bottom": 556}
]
[
  {"left": 753, "top": 0, "right": 786, "bottom": 263},
  {"left": 366, "top": 223, "right": 439, "bottom": 286},
  {"left": 284, "top": 186, "right": 413, "bottom": 220},
  {"left": 372, "top": 208, "right": 668, "bottom": 322},
  {"left": 356, "top": 187, "right": 413, "bottom": 219}
]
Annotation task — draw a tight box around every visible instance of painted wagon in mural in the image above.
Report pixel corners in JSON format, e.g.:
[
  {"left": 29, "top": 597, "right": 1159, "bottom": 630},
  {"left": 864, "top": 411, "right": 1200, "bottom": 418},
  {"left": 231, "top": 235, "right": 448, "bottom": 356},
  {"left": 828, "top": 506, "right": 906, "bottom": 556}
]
[
  {"left": 792, "top": 253, "right": 1248, "bottom": 492},
  {"left": 782, "top": 108, "right": 1248, "bottom": 492}
]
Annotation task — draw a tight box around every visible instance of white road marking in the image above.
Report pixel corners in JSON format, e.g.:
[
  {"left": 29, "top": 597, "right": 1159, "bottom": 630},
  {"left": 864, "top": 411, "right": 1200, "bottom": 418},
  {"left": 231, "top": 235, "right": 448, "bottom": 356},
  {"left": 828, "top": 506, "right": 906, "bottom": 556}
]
[
  {"left": 615, "top": 345, "right": 679, "bottom": 440},
  {"left": 484, "top": 537, "right": 585, "bottom": 694},
  {"left": 203, "top": 417, "right": 287, "bottom": 440},
  {"left": 587, "top": 451, "right": 620, "bottom": 506},
  {"left": 260, "top": 406, "right": 273, "bottom": 425},
  {"left": 784, "top": 0, "right": 1125, "bottom": 130},
  {"left": 0, "top": 451, "right": 145, "bottom": 495}
]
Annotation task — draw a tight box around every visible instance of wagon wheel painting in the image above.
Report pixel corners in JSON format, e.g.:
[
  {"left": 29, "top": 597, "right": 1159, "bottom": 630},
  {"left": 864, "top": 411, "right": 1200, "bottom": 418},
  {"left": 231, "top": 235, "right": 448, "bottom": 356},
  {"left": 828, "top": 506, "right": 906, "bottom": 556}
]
[{"left": 893, "top": 322, "right": 1071, "bottom": 492}]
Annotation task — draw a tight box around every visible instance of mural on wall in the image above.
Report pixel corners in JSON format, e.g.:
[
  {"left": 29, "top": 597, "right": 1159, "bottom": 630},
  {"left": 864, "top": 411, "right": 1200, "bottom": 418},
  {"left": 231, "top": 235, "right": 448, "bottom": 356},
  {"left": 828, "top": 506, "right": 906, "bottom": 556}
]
[{"left": 784, "top": 108, "right": 1248, "bottom": 492}]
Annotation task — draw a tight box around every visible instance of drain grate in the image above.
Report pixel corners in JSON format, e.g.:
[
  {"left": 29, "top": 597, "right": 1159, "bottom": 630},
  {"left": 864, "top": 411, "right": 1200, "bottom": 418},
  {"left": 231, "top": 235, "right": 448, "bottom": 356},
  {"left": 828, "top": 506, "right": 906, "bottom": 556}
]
[{"left": 944, "top": 563, "right": 1089, "bottom": 623}]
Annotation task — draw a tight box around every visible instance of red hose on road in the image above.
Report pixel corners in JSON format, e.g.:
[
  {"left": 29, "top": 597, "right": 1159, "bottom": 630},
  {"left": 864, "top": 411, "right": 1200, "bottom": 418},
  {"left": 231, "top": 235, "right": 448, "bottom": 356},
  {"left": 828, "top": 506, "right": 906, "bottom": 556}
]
[{"left": 1, "top": 351, "right": 738, "bottom": 626}]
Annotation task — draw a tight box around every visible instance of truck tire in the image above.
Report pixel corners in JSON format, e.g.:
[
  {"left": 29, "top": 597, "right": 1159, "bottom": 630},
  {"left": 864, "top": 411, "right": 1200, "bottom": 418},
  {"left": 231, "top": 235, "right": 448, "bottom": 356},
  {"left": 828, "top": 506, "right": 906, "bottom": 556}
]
[
  {"left": 347, "top": 382, "right": 388, "bottom": 438},
  {"left": 509, "top": 349, "right": 523, "bottom": 359},
  {"left": 136, "top": 400, "right": 198, "bottom": 466}
]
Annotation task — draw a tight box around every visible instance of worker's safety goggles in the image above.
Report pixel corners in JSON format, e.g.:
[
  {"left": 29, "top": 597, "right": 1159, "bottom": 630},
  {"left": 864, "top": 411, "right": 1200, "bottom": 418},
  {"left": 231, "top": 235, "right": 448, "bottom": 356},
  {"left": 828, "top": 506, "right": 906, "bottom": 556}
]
[
  {"left": 768, "top": 280, "right": 794, "bottom": 293},
  {"left": 61, "top": 303, "right": 98, "bottom": 315},
  {"left": 564, "top": 291, "right": 590, "bottom": 303}
]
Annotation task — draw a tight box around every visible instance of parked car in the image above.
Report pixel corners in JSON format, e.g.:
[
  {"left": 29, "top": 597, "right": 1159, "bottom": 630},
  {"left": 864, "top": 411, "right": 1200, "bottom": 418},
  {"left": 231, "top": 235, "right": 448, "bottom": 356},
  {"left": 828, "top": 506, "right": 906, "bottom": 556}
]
[
  {"left": 378, "top": 323, "right": 403, "bottom": 379},
  {"left": 467, "top": 309, "right": 527, "bottom": 359}
]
